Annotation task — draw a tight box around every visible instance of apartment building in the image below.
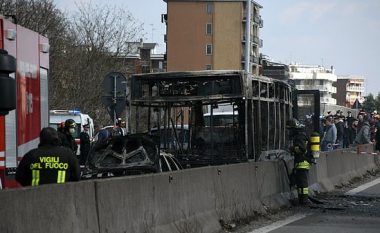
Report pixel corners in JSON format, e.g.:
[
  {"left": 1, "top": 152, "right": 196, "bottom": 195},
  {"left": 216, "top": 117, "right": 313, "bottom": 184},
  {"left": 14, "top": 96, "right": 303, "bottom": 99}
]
[
  {"left": 289, "top": 64, "right": 337, "bottom": 106},
  {"left": 163, "top": 0, "right": 263, "bottom": 75},
  {"left": 334, "top": 75, "right": 365, "bottom": 108}
]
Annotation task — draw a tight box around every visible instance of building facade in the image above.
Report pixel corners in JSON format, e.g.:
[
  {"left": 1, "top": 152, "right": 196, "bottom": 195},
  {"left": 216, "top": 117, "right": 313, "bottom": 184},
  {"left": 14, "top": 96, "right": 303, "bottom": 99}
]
[
  {"left": 334, "top": 75, "right": 365, "bottom": 108},
  {"left": 163, "top": 0, "right": 263, "bottom": 75},
  {"left": 289, "top": 64, "right": 337, "bottom": 106},
  {"left": 120, "top": 41, "right": 166, "bottom": 76}
]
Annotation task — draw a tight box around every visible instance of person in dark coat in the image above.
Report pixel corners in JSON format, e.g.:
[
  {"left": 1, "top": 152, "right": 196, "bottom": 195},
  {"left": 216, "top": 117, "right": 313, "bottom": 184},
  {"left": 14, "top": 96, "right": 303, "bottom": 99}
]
[
  {"left": 16, "top": 127, "right": 80, "bottom": 186},
  {"left": 334, "top": 116, "right": 344, "bottom": 149},
  {"left": 58, "top": 119, "right": 78, "bottom": 153},
  {"left": 354, "top": 121, "right": 371, "bottom": 146},
  {"left": 346, "top": 111, "right": 355, "bottom": 144},
  {"left": 375, "top": 116, "right": 380, "bottom": 152},
  {"left": 94, "top": 124, "right": 109, "bottom": 143},
  {"left": 321, "top": 116, "right": 337, "bottom": 151},
  {"left": 79, "top": 124, "right": 91, "bottom": 165},
  {"left": 351, "top": 119, "right": 359, "bottom": 142},
  {"left": 343, "top": 120, "right": 351, "bottom": 148}
]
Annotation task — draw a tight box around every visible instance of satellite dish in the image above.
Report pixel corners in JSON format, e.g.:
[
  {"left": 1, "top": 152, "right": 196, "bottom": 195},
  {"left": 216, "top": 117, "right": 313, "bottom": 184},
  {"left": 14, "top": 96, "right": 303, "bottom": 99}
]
[{"left": 101, "top": 72, "right": 127, "bottom": 123}]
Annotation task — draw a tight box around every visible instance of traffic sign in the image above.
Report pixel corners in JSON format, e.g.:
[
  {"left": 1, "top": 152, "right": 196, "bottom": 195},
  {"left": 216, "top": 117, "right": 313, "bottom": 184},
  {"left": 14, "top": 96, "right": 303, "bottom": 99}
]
[{"left": 101, "top": 72, "right": 127, "bottom": 123}]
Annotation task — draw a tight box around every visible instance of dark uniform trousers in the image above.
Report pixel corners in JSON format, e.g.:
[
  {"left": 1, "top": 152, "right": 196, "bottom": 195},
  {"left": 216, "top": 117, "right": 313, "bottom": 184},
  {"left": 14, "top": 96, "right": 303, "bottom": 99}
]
[
  {"left": 294, "top": 160, "right": 310, "bottom": 204},
  {"left": 292, "top": 130, "right": 311, "bottom": 205}
]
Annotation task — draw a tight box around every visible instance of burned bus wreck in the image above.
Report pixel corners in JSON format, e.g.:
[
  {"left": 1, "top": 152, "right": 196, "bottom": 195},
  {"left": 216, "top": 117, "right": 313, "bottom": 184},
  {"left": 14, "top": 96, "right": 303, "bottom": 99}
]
[{"left": 130, "top": 70, "right": 294, "bottom": 166}]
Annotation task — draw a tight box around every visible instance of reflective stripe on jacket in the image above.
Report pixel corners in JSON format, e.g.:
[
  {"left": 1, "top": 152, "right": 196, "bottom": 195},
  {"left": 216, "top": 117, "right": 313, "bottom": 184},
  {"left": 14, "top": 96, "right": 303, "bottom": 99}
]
[{"left": 295, "top": 160, "right": 311, "bottom": 170}]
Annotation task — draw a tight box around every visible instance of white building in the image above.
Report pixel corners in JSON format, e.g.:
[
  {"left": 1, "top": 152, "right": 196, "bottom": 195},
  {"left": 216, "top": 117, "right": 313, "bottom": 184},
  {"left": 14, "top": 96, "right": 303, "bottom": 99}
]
[{"left": 289, "top": 64, "right": 337, "bottom": 105}]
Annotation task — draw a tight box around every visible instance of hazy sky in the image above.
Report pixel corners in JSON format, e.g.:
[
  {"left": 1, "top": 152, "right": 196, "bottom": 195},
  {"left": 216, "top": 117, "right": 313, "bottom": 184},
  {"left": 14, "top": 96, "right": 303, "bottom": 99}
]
[{"left": 54, "top": 0, "right": 380, "bottom": 95}]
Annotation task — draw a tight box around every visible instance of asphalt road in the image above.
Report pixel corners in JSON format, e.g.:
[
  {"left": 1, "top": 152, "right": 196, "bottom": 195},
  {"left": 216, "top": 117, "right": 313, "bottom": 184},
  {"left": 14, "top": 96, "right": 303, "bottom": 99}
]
[{"left": 246, "top": 178, "right": 380, "bottom": 233}]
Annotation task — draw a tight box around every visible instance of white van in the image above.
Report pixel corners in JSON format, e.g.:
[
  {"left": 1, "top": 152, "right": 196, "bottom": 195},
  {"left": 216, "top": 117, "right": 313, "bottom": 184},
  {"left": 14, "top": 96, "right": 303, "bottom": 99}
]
[{"left": 49, "top": 109, "right": 95, "bottom": 140}]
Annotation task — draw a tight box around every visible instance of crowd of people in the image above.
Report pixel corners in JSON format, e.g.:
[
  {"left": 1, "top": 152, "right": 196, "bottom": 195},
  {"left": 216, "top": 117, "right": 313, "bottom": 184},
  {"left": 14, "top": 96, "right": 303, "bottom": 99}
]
[{"left": 320, "top": 109, "right": 380, "bottom": 152}]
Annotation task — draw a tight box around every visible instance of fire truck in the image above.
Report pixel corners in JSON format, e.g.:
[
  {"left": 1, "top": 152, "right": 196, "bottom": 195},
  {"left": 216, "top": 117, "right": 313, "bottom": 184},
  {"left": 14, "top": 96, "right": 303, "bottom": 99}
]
[{"left": 0, "top": 16, "right": 49, "bottom": 188}]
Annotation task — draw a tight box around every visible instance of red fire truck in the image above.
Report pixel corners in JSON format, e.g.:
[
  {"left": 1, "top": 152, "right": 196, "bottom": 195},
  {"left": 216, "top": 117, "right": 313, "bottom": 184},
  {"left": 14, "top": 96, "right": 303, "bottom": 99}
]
[{"left": 0, "top": 16, "right": 49, "bottom": 188}]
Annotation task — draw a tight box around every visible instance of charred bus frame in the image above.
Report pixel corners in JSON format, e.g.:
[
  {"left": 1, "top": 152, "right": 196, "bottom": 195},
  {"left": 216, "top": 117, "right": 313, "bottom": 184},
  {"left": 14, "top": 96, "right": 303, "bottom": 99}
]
[{"left": 130, "top": 71, "right": 294, "bottom": 166}]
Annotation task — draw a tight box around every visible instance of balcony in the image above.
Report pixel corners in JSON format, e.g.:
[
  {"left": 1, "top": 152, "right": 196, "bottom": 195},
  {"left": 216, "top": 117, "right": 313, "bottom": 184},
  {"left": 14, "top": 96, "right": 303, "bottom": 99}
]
[
  {"left": 251, "top": 56, "right": 259, "bottom": 64},
  {"left": 242, "top": 36, "right": 263, "bottom": 48},
  {"left": 253, "top": 16, "right": 260, "bottom": 24},
  {"left": 253, "top": 16, "right": 264, "bottom": 28},
  {"left": 295, "top": 85, "right": 336, "bottom": 93},
  {"left": 298, "top": 96, "right": 336, "bottom": 106},
  {"left": 252, "top": 36, "right": 260, "bottom": 45},
  {"left": 347, "top": 86, "right": 365, "bottom": 92},
  {"left": 320, "top": 97, "right": 337, "bottom": 105},
  {"left": 241, "top": 55, "right": 259, "bottom": 64}
]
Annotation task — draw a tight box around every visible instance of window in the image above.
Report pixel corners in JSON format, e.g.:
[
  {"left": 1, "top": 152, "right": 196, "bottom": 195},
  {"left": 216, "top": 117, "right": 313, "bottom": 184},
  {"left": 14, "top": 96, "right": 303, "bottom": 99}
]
[
  {"left": 207, "top": 3, "right": 213, "bottom": 14},
  {"left": 159, "top": 61, "right": 163, "bottom": 70},
  {"left": 206, "top": 44, "right": 212, "bottom": 55},
  {"left": 206, "top": 64, "right": 212, "bottom": 70},
  {"left": 206, "top": 23, "right": 212, "bottom": 35}
]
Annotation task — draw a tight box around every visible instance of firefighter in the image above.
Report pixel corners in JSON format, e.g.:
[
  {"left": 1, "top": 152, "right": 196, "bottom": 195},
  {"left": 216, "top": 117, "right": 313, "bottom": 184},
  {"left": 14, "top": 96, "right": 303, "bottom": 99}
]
[
  {"left": 58, "top": 118, "right": 78, "bottom": 153},
  {"left": 16, "top": 127, "right": 80, "bottom": 186},
  {"left": 114, "top": 118, "right": 127, "bottom": 136},
  {"left": 287, "top": 119, "right": 313, "bottom": 205}
]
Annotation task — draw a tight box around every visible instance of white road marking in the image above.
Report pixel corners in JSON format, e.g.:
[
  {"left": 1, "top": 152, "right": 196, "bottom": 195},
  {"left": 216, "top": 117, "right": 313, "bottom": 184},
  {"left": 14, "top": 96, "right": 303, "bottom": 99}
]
[
  {"left": 248, "top": 177, "right": 380, "bottom": 232},
  {"left": 345, "top": 177, "right": 380, "bottom": 195},
  {"left": 248, "top": 214, "right": 307, "bottom": 233}
]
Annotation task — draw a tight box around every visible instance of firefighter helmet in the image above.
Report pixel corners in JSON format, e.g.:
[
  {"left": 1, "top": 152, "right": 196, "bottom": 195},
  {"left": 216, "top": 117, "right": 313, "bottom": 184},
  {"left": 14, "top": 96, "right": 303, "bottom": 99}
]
[{"left": 64, "top": 119, "right": 76, "bottom": 129}]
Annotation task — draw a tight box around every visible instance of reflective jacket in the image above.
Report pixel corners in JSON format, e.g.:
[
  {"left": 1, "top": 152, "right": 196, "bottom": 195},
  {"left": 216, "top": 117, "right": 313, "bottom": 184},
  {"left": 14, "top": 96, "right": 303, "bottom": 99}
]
[
  {"left": 16, "top": 145, "right": 80, "bottom": 186},
  {"left": 291, "top": 130, "right": 311, "bottom": 170}
]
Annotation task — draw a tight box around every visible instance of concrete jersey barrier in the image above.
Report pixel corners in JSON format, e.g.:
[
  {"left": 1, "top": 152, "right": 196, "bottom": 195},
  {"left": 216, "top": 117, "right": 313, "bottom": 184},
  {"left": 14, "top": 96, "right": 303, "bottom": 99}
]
[{"left": 0, "top": 145, "right": 378, "bottom": 233}]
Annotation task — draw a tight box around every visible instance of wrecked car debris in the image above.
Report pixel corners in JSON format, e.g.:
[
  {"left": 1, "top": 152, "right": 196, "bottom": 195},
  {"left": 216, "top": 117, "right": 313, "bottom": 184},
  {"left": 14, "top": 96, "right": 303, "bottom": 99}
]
[{"left": 82, "top": 133, "right": 181, "bottom": 178}]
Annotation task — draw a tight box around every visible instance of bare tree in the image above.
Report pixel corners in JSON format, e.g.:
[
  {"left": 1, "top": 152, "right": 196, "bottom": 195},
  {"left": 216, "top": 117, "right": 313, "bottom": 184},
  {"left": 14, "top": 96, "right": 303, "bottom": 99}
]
[
  {"left": 0, "top": 0, "right": 66, "bottom": 35},
  {"left": 0, "top": 0, "right": 69, "bottom": 61},
  {"left": 57, "top": 2, "right": 144, "bottom": 124},
  {"left": 0, "top": 0, "right": 145, "bottom": 124}
]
